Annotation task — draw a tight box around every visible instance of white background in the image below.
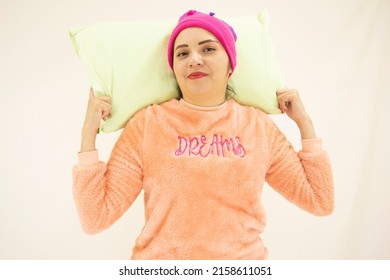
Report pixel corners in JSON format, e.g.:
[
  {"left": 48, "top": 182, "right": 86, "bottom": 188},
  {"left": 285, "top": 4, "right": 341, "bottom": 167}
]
[{"left": 1, "top": 0, "right": 389, "bottom": 259}]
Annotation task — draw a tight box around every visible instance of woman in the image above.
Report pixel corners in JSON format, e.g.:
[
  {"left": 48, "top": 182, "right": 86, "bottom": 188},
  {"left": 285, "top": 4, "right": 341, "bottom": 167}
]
[{"left": 73, "top": 10, "right": 334, "bottom": 259}]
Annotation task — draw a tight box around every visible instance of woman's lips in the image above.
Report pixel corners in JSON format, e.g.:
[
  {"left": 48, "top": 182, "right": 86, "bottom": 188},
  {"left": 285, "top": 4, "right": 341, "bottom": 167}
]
[{"left": 187, "top": 72, "right": 208, "bottom": 79}]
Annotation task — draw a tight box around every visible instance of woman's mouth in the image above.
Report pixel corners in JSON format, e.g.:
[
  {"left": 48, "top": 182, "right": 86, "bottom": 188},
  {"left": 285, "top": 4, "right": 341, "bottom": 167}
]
[{"left": 187, "top": 72, "right": 208, "bottom": 79}]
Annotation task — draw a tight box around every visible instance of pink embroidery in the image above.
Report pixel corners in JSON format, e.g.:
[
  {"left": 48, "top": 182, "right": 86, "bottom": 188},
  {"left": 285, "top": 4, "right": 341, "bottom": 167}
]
[
  {"left": 189, "top": 136, "right": 200, "bottom": 156},
  {"left": 175, "top": 136, "right": 188, "bottom": 156},
  {"left": 175, "top": 134, "right": 246, "bottom": 158}
]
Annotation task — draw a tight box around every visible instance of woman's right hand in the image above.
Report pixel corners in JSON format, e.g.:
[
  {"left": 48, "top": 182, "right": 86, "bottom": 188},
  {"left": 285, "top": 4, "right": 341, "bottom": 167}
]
[{"left": 80, "top": 87, "right": 111, "bottom": 152}]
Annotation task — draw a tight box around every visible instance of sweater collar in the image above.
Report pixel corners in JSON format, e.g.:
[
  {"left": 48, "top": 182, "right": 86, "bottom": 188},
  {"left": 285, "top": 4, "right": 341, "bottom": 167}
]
[{"left": 179, "top": 98, "right": 229, "bottom": 112}]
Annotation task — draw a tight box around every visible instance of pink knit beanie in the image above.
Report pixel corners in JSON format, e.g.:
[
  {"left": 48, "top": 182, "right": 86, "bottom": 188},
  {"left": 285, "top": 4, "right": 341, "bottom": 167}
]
[{"left": 167, "top": 10, "right": 237, "bottom": 73}]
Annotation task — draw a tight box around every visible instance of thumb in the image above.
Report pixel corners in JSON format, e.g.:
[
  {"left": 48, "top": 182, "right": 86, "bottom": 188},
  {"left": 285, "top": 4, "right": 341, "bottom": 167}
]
[{"left": 89, "top": 87, "right": 95, "bottom": 99}]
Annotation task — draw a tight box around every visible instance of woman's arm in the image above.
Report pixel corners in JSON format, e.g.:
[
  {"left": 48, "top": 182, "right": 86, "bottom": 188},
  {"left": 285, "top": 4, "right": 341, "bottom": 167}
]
[
  {"left": 72, "top": 88, "right": 143, "bottom": 234},
  {"left": 265, "top": 88, "right": 334, "bottom": 216}
]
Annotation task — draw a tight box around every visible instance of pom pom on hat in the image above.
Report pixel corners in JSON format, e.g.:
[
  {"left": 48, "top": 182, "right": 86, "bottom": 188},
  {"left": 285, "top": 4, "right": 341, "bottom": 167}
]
[{"left": 167, "top": 10, "right": 237, "bottom": 73}]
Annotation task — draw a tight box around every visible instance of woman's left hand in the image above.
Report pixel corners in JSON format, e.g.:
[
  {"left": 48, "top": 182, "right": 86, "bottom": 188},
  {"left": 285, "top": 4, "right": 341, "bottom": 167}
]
[
  {"left": 276, "top": 88, "right": 311, "bottom": 124},
  {"left": 277, "top": 88, "right": 317, "bottom": 139}
]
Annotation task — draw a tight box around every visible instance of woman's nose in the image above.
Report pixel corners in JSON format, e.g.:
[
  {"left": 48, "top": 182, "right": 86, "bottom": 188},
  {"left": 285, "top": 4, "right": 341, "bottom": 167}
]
[{"left": 189, "top": 52, "right": 203, "bottom": 67}]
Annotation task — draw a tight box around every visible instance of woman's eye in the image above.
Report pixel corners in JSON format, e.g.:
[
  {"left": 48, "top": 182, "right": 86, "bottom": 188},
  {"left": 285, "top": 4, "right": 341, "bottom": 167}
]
[
  {"left": 176, "top": 52, "right": 188, "bottom": 57},
  {"left": 204, "top": 47, "right": 216, "bottom": 53}
]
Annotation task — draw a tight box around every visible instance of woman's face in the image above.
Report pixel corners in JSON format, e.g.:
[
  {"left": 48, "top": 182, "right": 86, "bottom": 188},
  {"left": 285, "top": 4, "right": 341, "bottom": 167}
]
[{"left": 173, "top": 27, "right": 232, "bottom": 106}]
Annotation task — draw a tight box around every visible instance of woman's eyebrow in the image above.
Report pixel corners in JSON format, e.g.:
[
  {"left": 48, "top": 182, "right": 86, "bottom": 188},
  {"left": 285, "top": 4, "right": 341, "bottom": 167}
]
[
  {"left": 175, "top": 44, "right": 188, "bottom": 51},
  {"left": 198, "top": 39, "right": 219, "bottom": 45},
  {"left": 175, "top": 40, "right": 219, "bottom": 51}
]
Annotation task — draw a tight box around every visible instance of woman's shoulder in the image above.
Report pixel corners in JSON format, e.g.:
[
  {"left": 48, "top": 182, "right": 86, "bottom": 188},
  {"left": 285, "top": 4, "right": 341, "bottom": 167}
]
[
  {"left": 125, "top": 98, "right": 179, "bottom": 126},
  {"left": 151, "top": 98, "right": 180, "bottom": 110},
  {"left": 230, "top": 99, "right": 270, "bottom": 118},
  {"left": 128, "top": 98, "right": 179, "bottom": 120},
  {"left": 142, "top": 98, "right": 180, "bottom": 116},
  {"left": 231, "top": 99, "right": 280, "bottom": 131}
]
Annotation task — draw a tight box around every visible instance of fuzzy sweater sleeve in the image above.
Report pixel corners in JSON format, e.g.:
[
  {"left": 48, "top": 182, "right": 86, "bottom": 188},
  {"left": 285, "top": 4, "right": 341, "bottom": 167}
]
[
  {"left": 265, "top": 118, "right": 334, "bottom": 216},
  {"left": 72, "top": 112, "right": 145, "bottom": 234}
]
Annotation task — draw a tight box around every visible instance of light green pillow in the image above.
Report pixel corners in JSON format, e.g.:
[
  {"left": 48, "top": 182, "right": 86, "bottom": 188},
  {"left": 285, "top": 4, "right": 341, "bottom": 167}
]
[{"left": 70, "top": 10, "right": 284, "bottom": 133}]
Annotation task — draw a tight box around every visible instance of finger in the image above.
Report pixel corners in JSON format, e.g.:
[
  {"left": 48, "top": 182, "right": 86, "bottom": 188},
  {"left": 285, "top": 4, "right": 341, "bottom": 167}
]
[
  {"left": 276, "top": 87, "right": 291, "bottom": 96},
  {"left": 276, "top": 91, "right": 289, "bottom": 99},
  {"left": 99, "top": 96, "right": 111, "bottom": 104},
  {"left": 277, "top": 93, "right": 289, "bottom": 111},
  {"left": 99, "top": 103, "right": 112, "bottom": 119},
  {"left": 89, "top": 87, "right": 95, "bottom": 98},
  {"left": 280, "top": 102, "right": 288, "bottom": 114},
  {"left": 278, "top": 95, "right": 293, "bottom": 114},
  {"left": 277, "top": 90, "right": 299, "bottom": 103},
  {"left": 276, "top": 88, "right": 298, "bottom": 98},
  {"left": 102, "top": 111, "right": 110, "bottom": 121},
  {"left": 94, "top": 97, "right": 111, "bottom": 109}
]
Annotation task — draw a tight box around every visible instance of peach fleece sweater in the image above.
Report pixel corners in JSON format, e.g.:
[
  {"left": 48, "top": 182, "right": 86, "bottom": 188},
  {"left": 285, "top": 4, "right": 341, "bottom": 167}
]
[{"left": 72, "top": 98, "right": 334, "bottom": 259}]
